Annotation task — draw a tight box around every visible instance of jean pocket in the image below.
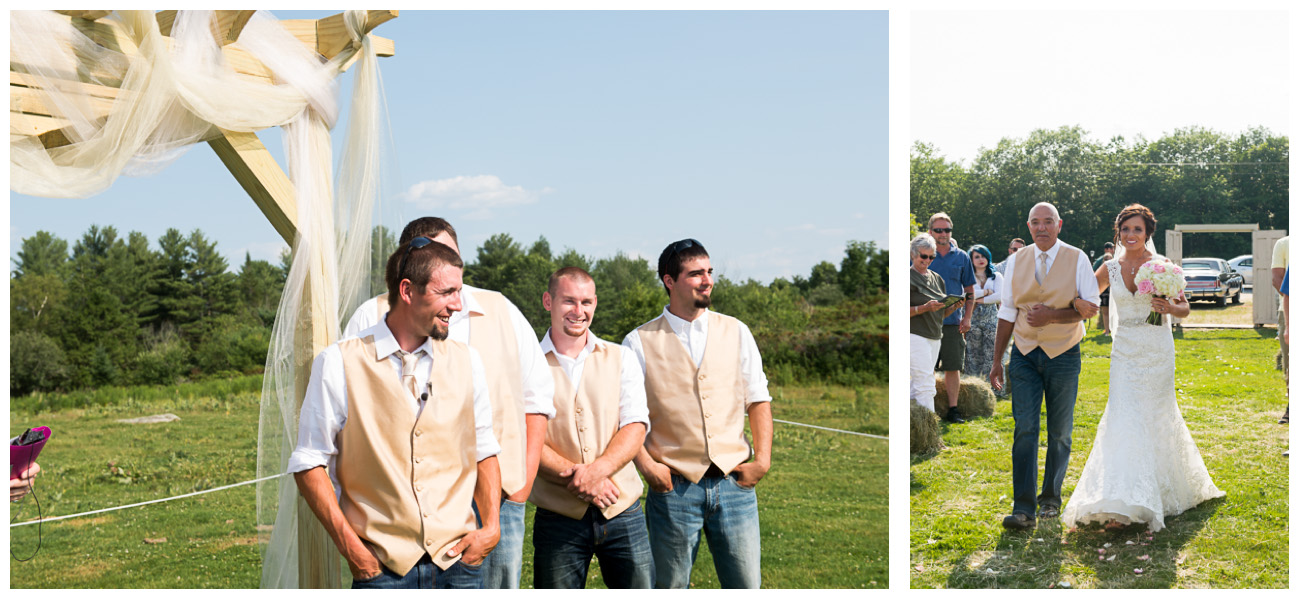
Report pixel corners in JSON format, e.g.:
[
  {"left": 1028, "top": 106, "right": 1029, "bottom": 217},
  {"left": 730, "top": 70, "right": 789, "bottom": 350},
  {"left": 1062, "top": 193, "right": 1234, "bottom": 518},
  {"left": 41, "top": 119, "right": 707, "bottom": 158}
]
[
  {"left": 460, "top": 557, "right": 485, "bottom": 570},
  {"left": 727, "top": 475, "right": 757, "bottom": 491},
  {"left": 502, "top": 498, "right": 526, "bottom": 508}
]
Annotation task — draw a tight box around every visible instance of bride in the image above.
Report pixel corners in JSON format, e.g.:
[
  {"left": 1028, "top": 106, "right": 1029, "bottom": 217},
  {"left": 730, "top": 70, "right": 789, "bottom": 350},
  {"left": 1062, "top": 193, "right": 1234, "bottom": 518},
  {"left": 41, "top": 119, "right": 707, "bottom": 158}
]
[{"left": 1061, "top": 204, "right": 1224, "bottom": 532}]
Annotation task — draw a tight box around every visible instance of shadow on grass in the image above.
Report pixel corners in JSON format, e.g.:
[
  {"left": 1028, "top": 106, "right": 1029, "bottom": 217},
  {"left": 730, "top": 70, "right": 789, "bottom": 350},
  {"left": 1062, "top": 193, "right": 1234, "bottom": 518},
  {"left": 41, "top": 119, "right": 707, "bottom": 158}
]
[{"left": 941, "top": 497, "right": 1223, "bottom": 588}]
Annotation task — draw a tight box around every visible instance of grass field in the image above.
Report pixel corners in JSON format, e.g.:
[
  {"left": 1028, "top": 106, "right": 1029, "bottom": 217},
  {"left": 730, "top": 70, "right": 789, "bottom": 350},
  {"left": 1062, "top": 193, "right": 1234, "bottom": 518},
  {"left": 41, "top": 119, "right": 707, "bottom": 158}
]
[
  {"left": 910, "top": 328, "right": 1289, "bottom": 589},
  {"left": 9, "top": 378, "right": 886, "bottom": 588}
]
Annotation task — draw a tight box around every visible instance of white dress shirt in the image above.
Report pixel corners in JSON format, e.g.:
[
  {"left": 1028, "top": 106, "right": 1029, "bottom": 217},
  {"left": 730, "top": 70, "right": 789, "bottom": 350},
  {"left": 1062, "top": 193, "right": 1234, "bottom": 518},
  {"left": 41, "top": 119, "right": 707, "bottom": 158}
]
[
  {"left": 975, "top": 272, "right": 1002, "bottom": 305},
  {"left": 344, "top": 285, "right": 557, "bottom": 419},
  {"left": 287, "top": 320, "right": 500, "bottom": 498},
  {"left": 539, "top": 329, "right": 651, "bottom": 433},
  {"left": 997, "top": 240, "right": 1102, "bottom": 323},
  {"left": 621, "top": 307, "right": 772, "bottom": 408}
]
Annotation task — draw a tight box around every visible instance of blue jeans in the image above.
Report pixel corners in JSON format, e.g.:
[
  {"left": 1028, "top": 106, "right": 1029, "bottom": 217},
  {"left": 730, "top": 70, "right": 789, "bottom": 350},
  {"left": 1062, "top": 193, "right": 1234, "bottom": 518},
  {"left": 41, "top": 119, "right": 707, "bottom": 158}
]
[
  {"left": 473, "top": 497, "right": 526, "bottom": 589},
  {"left": 533, "top": 500, "right": 654, "bottom": 588},
  {"left": 1008, "top": 344, "right": 1081, "bottom": 516},
  {"left": 645, "top": 472, "right": 761, "bottom": 589},
  {"left": 350, "top": 554, "right": 484, "bottom": 589}
]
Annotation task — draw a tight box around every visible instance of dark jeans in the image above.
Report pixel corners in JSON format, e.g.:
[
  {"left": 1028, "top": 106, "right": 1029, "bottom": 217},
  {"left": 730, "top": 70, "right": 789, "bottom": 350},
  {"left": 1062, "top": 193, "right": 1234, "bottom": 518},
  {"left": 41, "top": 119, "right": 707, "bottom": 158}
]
[
  {"left": 533, "top": 500, "right": 654, "bottom": 589},
  {"left": 350, "top": 554, "right": 484, "bottom": 589},
  {"left": 1008, "top": 343, "right": 1081, "bottom": 516}
]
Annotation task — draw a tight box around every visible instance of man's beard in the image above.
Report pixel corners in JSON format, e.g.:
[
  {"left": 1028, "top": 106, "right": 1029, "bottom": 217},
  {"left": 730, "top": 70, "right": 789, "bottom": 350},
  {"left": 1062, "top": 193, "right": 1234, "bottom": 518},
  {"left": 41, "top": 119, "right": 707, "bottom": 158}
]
[
  {"left": 694, "top": 295, "right": 712, "bottom": 309},
  {"left": 429, "top": 323, "right": 449, "bottom": 341}
]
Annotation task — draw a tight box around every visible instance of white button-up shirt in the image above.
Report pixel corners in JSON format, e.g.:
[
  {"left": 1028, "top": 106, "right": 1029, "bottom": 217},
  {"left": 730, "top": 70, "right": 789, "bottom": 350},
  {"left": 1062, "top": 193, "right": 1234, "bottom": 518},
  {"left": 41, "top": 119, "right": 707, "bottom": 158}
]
[
  {"left": 997, "top": 239, "right": 1101, "bottom": 323},
  {"left": 344, "top": 285, "right": 556, "bottom": 419},
  {"left": 621, "top": 307, "right": 772, "bottom": 408},
  {"left": 288, "top": 320, "right": 500, "bottom": 498},
  {"left": 540, "top": 329, "right": 651, "bottom": 433}
]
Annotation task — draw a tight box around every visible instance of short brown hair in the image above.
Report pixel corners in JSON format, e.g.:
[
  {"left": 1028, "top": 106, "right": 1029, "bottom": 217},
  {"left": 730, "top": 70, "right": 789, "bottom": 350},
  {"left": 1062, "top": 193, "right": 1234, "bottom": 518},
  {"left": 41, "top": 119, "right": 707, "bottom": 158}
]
[
  {"left": 399, "top": 217, "right": 459, "bottom": 247},
  {"left": 1112, "top": 204, "right": 1157, "bottom": 245},
  {"left": 657, "top": 239, "right": 709, "bottom": 295},
  {"left": 548, "top": 266, "right": 595, "bottom": 295},
  {"left": 385, "top": 239, "right": 464, "bottom": 305},
  {"left": 928, "top": 212, "right": 953, "bottom": 229}
]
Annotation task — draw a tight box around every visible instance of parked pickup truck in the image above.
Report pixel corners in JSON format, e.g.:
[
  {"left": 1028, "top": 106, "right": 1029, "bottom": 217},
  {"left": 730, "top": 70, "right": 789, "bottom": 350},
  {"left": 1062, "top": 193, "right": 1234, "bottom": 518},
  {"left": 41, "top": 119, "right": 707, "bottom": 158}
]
[{"left": 1181, "top": 257, "right": 1244, "bottom": 306}]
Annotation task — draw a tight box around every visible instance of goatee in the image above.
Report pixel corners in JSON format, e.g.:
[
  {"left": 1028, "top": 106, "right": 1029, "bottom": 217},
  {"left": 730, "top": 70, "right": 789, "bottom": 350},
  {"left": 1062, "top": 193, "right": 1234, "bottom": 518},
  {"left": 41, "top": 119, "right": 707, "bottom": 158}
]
[
  {"left": 694, "top": 296, "right": 711, "bottom": 309},
  {"left": 429, "top": 325, "right": 449, "bottom": 341}
]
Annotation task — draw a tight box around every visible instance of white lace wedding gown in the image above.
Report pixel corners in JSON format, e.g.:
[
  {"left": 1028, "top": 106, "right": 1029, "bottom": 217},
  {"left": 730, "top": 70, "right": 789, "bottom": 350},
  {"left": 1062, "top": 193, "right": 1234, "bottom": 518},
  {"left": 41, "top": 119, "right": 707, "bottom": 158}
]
[{"left": 1061, "top": 260, "right": 1224, "bottom": 532}]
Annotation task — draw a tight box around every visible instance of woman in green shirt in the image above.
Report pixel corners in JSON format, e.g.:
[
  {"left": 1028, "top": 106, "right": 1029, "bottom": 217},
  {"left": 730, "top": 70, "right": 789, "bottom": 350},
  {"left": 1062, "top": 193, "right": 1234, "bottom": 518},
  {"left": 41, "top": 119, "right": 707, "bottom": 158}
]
[{"left": 911, "top": 233, "right": 960, "bottom": 412}]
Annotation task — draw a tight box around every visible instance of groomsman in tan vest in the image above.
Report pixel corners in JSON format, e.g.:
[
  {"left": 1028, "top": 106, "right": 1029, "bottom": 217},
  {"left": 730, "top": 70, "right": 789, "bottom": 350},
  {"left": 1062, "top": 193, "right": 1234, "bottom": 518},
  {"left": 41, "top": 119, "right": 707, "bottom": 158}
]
[
  {"left": 530, "top": 267, "right": 654, "bottom": 588},
  {"left": 290, "top": 240, "right": 502, "bottom": 588},
  {"left": 343, "top": 217, "right": 555, "bottom": 589},
  {"left": 989, "top": 202, "right": 1100, "bottom": 530},
  {"left": 623, "top": 239, "right": 773, "bottom": 589}
]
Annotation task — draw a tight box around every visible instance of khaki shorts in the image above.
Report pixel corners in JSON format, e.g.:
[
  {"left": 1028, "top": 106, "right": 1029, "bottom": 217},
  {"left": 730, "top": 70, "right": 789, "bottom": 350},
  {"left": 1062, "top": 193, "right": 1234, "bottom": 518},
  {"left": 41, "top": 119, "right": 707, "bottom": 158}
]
[{"left": 936, "top": 323, "right": 966, "bottom": 372}]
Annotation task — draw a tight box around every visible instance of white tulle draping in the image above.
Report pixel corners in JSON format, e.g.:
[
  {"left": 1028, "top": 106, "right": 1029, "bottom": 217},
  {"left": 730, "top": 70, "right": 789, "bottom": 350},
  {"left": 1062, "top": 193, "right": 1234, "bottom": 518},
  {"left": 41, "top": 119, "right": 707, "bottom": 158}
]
[{"left": 10, "top": 10, "right": 388, "bottom": 588}]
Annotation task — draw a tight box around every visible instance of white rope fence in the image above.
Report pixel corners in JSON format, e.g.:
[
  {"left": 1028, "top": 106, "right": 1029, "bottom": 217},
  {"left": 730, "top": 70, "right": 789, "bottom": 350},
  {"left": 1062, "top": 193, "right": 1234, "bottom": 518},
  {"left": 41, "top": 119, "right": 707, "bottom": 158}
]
[{"left": 11, "top": 418, "right": 883, "bottom": 528}]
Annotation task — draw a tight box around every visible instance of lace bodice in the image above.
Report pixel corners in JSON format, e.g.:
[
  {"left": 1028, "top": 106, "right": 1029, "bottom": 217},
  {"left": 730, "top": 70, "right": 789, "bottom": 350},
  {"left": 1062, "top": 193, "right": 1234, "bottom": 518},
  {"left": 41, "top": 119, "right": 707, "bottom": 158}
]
[{"left": 1106, "top": 259, "right": 1170, "bottom": 332}]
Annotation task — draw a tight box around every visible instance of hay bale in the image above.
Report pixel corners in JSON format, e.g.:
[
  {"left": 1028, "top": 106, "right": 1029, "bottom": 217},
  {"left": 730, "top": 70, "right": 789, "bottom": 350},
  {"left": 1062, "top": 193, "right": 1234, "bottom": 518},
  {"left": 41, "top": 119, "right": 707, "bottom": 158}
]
[
  {"left": 910, "top": 402, "right": 942, "bottom": 454},
  {"left": 931, "top": 374, "right": 997, "bottom": 419}
]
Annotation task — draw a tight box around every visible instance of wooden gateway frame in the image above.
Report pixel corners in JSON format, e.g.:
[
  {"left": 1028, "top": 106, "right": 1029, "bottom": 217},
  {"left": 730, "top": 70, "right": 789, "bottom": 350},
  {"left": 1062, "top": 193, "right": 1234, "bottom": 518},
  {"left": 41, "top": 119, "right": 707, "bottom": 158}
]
[
  {"left": 10, "top": 9, "right": 399, "bottom": 588},
  {"left": 1165, "top": 224, "right": 1286, "bottom": 328}
]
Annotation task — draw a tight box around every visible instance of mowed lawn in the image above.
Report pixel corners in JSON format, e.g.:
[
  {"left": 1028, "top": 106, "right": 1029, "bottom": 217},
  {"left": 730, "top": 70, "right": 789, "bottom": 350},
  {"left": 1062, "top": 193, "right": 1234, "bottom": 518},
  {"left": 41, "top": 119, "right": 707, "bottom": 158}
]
[
  {"left": 910, "top": 328, "right": 1289, "bottom": 589},
  {"left": 9, "top": 379, "right": 886, "bottom": 588}
]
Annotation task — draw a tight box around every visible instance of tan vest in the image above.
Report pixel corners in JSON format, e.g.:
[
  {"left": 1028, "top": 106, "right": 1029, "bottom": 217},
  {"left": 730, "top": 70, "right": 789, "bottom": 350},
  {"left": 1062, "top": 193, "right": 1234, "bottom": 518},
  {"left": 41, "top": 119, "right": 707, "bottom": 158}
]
[
  {"left": 336, "top": 335, "right": 478, "bottom": 574},
  {"left": 639, "top": 312, "right": 750, "bottom": 484},
  {"left": 1011, "top": 244, "right": 1085, "bottom": 358},
  {"left": 377, "top": 290, "right": 528, "bottom": 496},
  {"left": 530, "top": 340, "right": 644, "bottom": 520}
]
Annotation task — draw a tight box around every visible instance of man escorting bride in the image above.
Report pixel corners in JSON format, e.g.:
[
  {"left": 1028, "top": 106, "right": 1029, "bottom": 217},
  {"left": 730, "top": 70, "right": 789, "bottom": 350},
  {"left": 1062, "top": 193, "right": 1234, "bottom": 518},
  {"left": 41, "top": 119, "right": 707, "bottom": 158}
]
[
  {"left": 991, "top": 202, "right": 1224, "bottom": 533},
  {"left": 1061, "top": 204, "right": 1224, "bottom": 532}
]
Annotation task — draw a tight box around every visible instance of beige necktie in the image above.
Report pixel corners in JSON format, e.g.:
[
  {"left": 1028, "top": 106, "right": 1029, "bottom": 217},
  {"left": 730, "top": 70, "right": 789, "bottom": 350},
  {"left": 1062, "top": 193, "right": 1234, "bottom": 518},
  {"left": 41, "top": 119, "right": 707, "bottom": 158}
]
[
  {"left": 1035, "top": 252, "right": 1048, "bottom": 285},
  {"left": 400, "top": 350, "right": 420, "bottom": 399}
]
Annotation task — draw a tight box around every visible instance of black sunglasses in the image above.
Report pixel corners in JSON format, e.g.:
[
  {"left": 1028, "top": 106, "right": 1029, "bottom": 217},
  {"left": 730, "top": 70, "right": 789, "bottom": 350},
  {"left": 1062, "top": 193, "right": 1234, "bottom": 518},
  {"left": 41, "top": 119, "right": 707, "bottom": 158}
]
[
  {"left": 667, "top": 238, "right": 702, "bottom": 260},
  {"left": 917, "top": 253, "right": 935, "bottom": 260},
  {"left": 396, "top": 236, "right": 435, "bottom": 283},
  {"left": 930, "top": 228, "right": 953, "bottom": 234}
]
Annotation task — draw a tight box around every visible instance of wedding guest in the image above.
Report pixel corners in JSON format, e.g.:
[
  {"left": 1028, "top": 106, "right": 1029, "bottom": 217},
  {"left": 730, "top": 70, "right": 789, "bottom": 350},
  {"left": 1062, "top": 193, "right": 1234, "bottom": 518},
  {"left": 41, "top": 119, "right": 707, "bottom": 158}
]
[
  {"left": 1273, "top": 236, "right": 1289, "bottom": 425},
  {"left": 1283, "top": 267, "right": 1290, "bottom": 457},
  {"left": 910, "top": 234, "right": 960, "bottom": 412},
  {"left": 927, "top": 213, "right": 975, "bottom": 424},
  {"left": 1093, "top": 243, "right": 1114, "bottom": 335},
  {"left": 995, "top": 238, "right": 1025, "bottom": 275},
  {"left": 962, "top": 244, "right": 1004, "bottom": 396}
]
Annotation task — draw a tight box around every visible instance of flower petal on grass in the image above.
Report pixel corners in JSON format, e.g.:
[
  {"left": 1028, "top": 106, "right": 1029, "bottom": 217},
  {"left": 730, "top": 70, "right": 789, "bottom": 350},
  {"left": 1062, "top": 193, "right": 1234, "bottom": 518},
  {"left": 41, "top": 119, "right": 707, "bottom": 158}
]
[
  {"left": 1134, "top": 568, "right": 1144, "bottom": 574},
  {"left": 1138, "top": 555, "right": 1150, "bottom": 560}
]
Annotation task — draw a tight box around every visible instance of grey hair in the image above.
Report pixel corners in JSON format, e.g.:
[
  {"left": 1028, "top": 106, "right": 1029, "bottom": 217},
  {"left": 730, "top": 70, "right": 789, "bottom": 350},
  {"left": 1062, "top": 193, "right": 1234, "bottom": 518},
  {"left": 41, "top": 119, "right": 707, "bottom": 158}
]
[
  {"left": 911, "top": 233, "right": 937, "bottom": 257},
  {"left": 1029, "top": 202, "right": 1061, "bottom": 222}
]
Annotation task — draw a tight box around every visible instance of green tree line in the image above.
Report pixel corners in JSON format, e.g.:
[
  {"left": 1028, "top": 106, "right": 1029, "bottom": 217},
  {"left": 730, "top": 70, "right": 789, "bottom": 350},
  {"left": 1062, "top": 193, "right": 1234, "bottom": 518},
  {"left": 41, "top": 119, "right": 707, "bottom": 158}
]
[
  {"left": 911, "top": 126, "right": 1288, "bottom": 260},
  {"left": 12, "top": 228, "right": 887, "bottom": 396}
]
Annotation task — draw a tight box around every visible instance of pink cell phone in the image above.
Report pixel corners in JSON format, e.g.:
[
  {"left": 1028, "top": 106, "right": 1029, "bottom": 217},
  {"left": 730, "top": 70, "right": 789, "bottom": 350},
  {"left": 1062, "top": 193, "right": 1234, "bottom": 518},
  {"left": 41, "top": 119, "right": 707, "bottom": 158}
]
[{"left": 11, "top": 426, "right": 51, "bottom": 480}]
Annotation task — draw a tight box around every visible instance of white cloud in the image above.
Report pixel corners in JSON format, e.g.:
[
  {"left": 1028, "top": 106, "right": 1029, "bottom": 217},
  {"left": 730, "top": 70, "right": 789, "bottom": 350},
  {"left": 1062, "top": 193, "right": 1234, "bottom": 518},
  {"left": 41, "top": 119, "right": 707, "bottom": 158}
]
[{"left": 399, "top": 175, "right": 550, "bottom": 219}]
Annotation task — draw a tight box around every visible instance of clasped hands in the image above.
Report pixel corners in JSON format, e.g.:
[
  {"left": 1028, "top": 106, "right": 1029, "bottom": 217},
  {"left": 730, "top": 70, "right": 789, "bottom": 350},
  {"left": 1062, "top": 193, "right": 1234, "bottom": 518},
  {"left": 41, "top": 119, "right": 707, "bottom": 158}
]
[{"left": 561, "top": 461, "right": 620, "bottom": 509}]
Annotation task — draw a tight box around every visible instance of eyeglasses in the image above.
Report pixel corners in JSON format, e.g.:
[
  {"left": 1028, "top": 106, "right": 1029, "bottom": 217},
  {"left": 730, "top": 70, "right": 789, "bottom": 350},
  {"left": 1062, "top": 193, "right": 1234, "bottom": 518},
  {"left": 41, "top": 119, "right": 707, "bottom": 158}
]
[
  {"left": 667, "top": 238, "right": 702, "bottom": 260},
  {"left": 917, "top": 253, "right": 935, "bottom": 260},
  {"left": 930, "top": 228, "right": 952, "bottom": 234},
  {"left": 397, "top": 236, "right": 435, "bottom": 283}
]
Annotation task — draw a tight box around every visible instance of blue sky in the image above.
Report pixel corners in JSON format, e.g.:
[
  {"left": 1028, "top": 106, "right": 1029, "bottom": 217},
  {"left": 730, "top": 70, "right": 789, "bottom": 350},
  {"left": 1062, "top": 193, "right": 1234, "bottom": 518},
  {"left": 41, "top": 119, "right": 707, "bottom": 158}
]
[{"left": 9, "top": 10, "right": 888, "bottom": 284}]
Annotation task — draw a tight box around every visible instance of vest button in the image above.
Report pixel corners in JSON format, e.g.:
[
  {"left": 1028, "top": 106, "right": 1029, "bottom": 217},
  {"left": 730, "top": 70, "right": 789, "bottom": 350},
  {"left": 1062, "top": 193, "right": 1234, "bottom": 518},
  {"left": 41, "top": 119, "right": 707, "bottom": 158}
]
[
  {"left": 705, "top": 413, "right": 712, "bottom": 418},
  {"left": 584, "top": 447, "right": 590, "bottom": 452},
  {"left": 415, "top": 430, "right": 422, "bottom": 436},
  {"left": 423, "top": 512, "right": 429, "bottom": 518},
  {"left": 698, "top": 374, "right": 706, "bottom": 380},
  {"left": 426, "top": 539, "right": 433, "bottom": 546},
  {"left": 416, "top": 484, "right": 423, "bottom": 492},
  {"left": 414, "top": 457, "right": 422, "bottom": 463},
  {"left": 577, "top": 408, "right": 583, "bottom": 414}
]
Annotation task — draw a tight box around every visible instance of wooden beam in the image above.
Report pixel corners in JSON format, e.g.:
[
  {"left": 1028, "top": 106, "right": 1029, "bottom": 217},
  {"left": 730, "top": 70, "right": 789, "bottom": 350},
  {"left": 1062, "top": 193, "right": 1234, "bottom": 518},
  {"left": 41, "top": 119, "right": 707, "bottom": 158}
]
[
  {"left": 1174, "top": 223, "right": 1260, "bottom": 233},
  {"left": 54, "top": 10, "right": 111, "bottom": 21},
  {"left": 207, "top": 129, "right": 299, "bottom": 244}
]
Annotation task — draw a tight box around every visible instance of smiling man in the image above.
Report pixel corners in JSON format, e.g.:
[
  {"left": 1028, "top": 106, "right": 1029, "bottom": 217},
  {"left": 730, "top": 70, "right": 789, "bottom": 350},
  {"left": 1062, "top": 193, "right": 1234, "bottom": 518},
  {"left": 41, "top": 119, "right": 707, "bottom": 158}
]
[
  {"left": 290, "top": 240, "right": 501, "bottom": 588},
  {"left": 342, "top": 217, "right": 555, "bottom": 589},
  {"left": 622, "top": 239, "right": 773, "bottom": 589},
  {"left": 530, "top": 267, "right": 653, "bottom": 588}
]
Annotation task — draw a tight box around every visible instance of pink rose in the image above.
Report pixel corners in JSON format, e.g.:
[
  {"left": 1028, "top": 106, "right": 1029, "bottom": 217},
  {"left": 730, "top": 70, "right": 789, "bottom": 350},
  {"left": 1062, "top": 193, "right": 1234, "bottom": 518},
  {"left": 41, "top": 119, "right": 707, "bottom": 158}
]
[
  {"left": 1172, "top": 266, "right": 1182, "bottom": 275},
  {"left": 1137, "top": 279, "right": 1156, "bottom": 295},
  {"left": 1152, "top": 263, "right": 1166, "bottom": 274}
]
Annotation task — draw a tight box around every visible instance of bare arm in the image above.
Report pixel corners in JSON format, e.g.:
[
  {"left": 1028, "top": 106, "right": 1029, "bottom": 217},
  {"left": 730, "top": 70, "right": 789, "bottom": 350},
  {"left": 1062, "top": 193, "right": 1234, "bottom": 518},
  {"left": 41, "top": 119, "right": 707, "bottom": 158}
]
[
  {"left": 988, "top": 319, "right": 1015, "bottom": 392},
  {"left": 566, "top": 422, "right": 647, "bottom": 507},
  {"left": 537, "top": 444, "right": 576, "bottom": 486},
  {"left": 1026, "top": 304, "right": 1086, "bottom": 327},
  {"left": 294, "top": 467, "right": 382, "bottom": 580},
  {"left": 1274, "top": 267, "right": 1286, "bottom": 293},
  {"left": 450, "top": 456, "right": 501, "bottom": 565},
  {"left": 633, "top": 446, "right": 673, "bottom": 493},
  {"left": 507, "top": 414, "right": 548, "bottom": 503},
  {"left": 1093, "top": 263, "right": 1109, "bottom": 294},
  {"left": 733, "top": 402, "right": 773, "bottom": 488}
]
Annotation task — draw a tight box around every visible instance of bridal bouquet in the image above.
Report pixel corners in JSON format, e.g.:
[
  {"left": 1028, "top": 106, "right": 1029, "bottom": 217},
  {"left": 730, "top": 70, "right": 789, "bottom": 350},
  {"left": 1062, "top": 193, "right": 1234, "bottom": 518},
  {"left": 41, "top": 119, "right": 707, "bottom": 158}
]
[{"left": 1134, "top": 259, "right": 1186, "bottom": 325}]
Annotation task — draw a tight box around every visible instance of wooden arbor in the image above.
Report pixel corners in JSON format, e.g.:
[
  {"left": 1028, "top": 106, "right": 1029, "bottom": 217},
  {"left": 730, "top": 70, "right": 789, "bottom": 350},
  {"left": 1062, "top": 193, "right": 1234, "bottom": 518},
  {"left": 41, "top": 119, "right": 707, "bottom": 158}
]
[
  {"left": 1165, "top": 224, "right": 1286, "bottom": 327},
  {"left": 10, "top": 9, "right": 398, "bottom": 588}
]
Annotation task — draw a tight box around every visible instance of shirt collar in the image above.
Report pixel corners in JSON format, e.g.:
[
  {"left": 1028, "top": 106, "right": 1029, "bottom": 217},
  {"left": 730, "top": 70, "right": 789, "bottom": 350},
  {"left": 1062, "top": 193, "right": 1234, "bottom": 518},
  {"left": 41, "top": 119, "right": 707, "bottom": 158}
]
[
  {"left": 1034, "top": 239, "right": 1063, "bottom": 261},
  {"left": 365, "top": 317, "right": 433, "bottom": 361},
  {"left": 661, "top": 306, "right": 709, "bottom": 335},
  {"left": 449, "top": 284, "right": 485, "bottom": 326},
  {"left": 541, "top": 327, "right": 599, "bottom": 359}
]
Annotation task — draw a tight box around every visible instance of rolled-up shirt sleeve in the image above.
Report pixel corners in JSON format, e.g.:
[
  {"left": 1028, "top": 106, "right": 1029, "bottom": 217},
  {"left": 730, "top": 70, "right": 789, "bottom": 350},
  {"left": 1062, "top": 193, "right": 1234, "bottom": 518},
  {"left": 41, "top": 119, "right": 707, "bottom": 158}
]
[
  {"left": 469, "top": 348, "right": 502, "bottom": 462},
  {"left": 509, "top": 302, "right": 556, "bottom": 419},
  {"left": 616, "top": 344, "right": 650, "bottom": 432},
  {"left": 997, "top": 253, "right": 1020, "bottom": 323},
  {"left": 1075, "top": 252, "right": 1101, "bottom": 305},
  {"left": 288, "top": 346, "right": 346, "bottom": 474},
  {"left": 738, "top": 321, "right": 772, "bottom": 408}
]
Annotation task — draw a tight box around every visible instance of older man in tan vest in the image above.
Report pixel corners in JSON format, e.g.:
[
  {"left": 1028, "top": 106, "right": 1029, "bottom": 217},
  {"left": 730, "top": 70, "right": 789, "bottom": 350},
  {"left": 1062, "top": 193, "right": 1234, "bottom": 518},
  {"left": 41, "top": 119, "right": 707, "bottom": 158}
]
[
  {"left": 343, "top": 217, "right": 555, "bottom": 589},
  {"left": 530, "top": 267, "right": 653, "bottom": 588},
  {"left": 990, "top": 202, "right": 1100, "bottom": 530},
  {"left": 290, "top": 240, "right": 502, "bottom": 588},
  {"left": 623, "top": 239, "right": 773, "bottom": 589}
]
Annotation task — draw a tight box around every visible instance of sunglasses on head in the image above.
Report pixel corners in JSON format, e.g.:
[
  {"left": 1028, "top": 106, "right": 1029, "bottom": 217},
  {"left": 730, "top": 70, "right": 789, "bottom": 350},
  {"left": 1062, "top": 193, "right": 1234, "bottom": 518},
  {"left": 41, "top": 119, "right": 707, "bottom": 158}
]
[
  {"left": 667, "top": 238, "right": 702, "bottom": 260},
  {"left": 918, "top": 253, "right": 935, "bottom": 260},
  {"left": 931, "top": 228, "right": 952, "bottom": 234},
  {"left": 397, "top": 236, "right": 435, "bottom": 283}
]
